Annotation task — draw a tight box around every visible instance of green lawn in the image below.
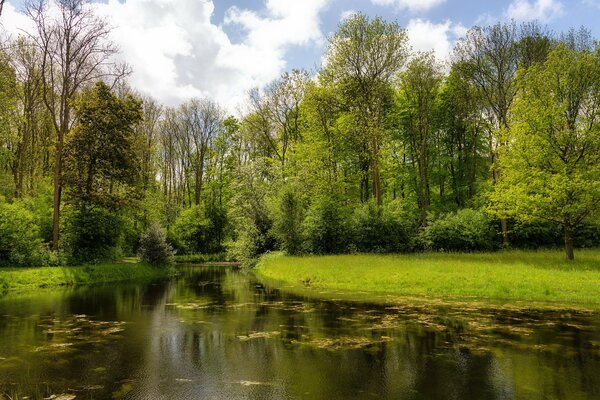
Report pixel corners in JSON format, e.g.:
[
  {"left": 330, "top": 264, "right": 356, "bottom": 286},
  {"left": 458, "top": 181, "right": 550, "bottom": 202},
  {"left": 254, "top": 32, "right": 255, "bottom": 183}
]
[
  {"left": 0, "top": 260, "right": 171, "bottom": 292},
  {"left": 255, "top": 250, "right": 600, "bottom": 306}
]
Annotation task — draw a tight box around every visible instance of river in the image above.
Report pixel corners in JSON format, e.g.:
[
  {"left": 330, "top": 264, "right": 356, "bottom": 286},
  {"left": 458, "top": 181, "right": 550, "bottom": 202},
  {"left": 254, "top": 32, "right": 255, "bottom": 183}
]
[{"left": 0, "top": 265, "right": 599, "bottom": 399}]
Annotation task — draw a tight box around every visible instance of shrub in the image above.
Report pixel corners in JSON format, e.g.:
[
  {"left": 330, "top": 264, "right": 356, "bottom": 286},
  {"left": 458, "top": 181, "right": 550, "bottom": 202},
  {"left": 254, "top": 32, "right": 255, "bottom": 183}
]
[
  {"left": 509, "top": 220, "right": 563, "bottom": 249},
  {"left": 170, "top": 205, "right": 227, "bottom": 254},
  {"left": 63, "top": 207, "right": 124, "bottom": 263},
  {"left": 350, "top": 202, "right": 416, "bottom": 253},
  {"left": 420, "top": 209, "right": 496, "bottom": 251},
  {"left": 302, "top": 196, "right": 350, "bottom": 254},
  {"left": 0, "top": 200, "right": 43, "bottom": 266},
  {"left": 138, "top": 223, "right": 174, "bottom": 267}
]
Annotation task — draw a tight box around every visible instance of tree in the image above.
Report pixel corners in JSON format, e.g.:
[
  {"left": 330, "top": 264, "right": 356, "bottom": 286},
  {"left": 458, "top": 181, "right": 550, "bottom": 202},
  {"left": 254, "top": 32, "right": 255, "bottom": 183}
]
[
  {"left": 396, "top": 53, "right": 443, "bottom": 224},
  {"left": 25, "top": 0, "right": 126, "bottom": 249},
  {"left": 63, "top": 81, "right": 142, "bottom": 210},
  {"left": 324, "top": 13, "right": 409, "bottom": 206},
  {"left": 490, "top": 44, "right": 600, "bottom": 260}
]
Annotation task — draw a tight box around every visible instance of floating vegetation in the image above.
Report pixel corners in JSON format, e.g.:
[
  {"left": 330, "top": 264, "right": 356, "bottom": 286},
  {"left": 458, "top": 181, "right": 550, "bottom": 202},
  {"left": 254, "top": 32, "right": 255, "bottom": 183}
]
[
  {"left": 292, "top": 335, "right": 393, "bottom": 350},
  {"left": 111, "top": 382, "right": 133, "bottom": 399},
  {"left": 44, "top": 394, "right": 76, "bottom": 400},
  {"left": 29, "top": 315, "right": 129, "bottom": 355},
  {"left": 237, "top": 331, "right": 281, "bottom": 341},
  {"left": 238, "top": 381, "right": 270, "bottom": 386}
]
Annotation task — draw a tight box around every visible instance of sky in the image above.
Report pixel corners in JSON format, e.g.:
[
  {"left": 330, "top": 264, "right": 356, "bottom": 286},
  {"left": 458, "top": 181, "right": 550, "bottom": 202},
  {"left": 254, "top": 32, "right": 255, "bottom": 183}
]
[{"left": 1, "top": 0, "right": 599, "bottom": 114}]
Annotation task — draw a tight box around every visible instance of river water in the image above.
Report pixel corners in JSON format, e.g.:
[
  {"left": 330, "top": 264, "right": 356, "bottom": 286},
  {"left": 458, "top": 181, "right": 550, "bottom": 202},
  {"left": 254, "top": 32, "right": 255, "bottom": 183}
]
[{"left": 0, "top": 265, "right": 599, "bottom": 399}]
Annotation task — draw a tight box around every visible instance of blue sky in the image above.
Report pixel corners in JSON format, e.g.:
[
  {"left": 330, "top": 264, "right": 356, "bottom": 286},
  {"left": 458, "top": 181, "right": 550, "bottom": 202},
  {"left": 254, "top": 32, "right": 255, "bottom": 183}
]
[{"left": 2, "top": 0, "right": 598, "bottom": 112}]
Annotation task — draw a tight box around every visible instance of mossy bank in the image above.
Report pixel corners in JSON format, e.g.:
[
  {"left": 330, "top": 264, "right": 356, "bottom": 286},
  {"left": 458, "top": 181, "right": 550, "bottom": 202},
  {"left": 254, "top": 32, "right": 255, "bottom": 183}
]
[
  {"left": 0, "top": 261, "right": 172, "bottom": 292},
  {"left": 255, "top": 250, "right": 600, "bottom": 307}
]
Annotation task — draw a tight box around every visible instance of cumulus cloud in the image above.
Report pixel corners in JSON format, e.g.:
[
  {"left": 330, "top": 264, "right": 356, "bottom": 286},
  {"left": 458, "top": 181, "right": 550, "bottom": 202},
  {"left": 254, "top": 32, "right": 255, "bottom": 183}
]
[
  {"left": 505, "top": 0, "right": 564, "bottom": 22},
  {"left": 406, "top": 19, "right": 467, "bottom": 62},
  {"left": 0, "top": 1, "right": 36, "bottom": 36},
  {"left": 370, "top": 0, "right": 446, "bottom": 12},
  {"left": 2, "top": 0, "right": 329, "bottom": 113}
]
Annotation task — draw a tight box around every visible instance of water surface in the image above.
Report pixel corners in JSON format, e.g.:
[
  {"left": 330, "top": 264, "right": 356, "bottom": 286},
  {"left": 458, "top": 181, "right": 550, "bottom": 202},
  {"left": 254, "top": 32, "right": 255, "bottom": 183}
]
[{"left": 0, "top": 266, "right": 599, "bottom": 399}]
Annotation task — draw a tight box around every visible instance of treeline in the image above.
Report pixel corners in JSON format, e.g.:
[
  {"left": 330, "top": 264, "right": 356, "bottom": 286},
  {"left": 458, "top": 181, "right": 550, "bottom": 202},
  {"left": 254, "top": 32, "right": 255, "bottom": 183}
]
[{"left": 1, "top": 1, "right": 599, "bottom": 266}]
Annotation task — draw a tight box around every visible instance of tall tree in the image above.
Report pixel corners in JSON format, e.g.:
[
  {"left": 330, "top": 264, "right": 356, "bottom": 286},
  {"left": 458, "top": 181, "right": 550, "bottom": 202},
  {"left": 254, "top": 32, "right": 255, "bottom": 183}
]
[
  {"left": 25, "top": 0, "right": 125, "bottom": 249},
  {"left": 396, "top": 53, "right": 443, "bottom": 224},
  {"left": 179, "top": 98, "right": 224, "bottom": 206},
  {"left": 324, "top": 13, "right": 409, "bottom": 206},
  {"left": 454, "top": 22, "right": 520, "bottom": 245},
  {"left": 490, "top": 44, "right": 600, "bottom": 260},
  {"left": 63, "top": 81, "right": 142, "bottom": 209}
]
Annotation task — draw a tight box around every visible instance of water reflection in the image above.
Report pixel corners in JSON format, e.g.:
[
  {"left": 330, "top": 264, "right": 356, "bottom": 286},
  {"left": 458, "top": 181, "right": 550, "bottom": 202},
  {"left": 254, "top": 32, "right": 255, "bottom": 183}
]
[{"left": 0, "top": 266, "right": 599, "bottom": 399}]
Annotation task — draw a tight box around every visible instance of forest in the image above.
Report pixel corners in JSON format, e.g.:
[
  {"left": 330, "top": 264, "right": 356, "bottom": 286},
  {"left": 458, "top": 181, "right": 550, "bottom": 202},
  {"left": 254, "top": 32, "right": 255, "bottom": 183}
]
[{"left": 1, "top": 0, "right": 599, "bottom": 270}]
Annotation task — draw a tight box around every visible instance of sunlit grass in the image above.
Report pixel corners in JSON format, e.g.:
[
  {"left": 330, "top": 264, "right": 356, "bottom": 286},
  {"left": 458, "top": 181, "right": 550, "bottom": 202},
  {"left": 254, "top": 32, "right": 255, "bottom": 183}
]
[
  {"left": 0, "top": 262, "right": 171, "bottom": 292},
  {"left": 256, "top": 250, "right": 600, "bottom": 306}
]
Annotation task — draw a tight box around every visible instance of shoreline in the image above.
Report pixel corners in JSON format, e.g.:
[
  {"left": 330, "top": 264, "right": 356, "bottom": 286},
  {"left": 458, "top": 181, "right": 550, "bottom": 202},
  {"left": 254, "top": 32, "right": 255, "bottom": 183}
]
[{"left": 0, "top": 262, "right": 172, "bottom": 293}]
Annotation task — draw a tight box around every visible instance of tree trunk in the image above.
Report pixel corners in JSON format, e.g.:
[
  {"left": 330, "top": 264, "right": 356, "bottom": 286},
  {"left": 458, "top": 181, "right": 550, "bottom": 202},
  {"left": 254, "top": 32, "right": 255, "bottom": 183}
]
[
  {"left": 52, "top": 138, "right": 62, "bottom": 250},
  {"left": 564, "top": 227, "right": 574, "bottom": 261},
  {"left": 501, "top": 218, "right": 509, "bottom": 247}
]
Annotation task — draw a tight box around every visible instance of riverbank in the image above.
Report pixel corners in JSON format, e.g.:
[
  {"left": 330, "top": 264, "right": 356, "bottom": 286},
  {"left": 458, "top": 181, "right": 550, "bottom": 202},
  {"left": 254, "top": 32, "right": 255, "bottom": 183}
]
[
  {"left": 255, "top": 250, "right": 600, "bottom": 306},
  {"left": 0, "top": 261, "right": 172, "bottom": 292}
]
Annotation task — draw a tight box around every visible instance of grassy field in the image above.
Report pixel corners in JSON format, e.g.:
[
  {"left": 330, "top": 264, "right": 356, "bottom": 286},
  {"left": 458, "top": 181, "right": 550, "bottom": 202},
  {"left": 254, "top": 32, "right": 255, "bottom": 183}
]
[
  {"left": 256, "top": 250, "right": 600, "bottom": 306},
  {"left": 0, "top": 260, "right": 171, "bottom": 292}
]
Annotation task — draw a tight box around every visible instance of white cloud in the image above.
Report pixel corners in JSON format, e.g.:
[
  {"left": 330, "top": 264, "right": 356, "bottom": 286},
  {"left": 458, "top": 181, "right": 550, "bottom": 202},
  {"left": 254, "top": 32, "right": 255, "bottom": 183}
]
[
  {"left": 2, "top": 0, "right": 329, "bottom": 113},
  {"left": 370, "top": 0, "right": 446, "bottom": 12},
  {"left": 0, "top": 1, "right": 36, "bottom": 37},
  {"left": 340, "top": 9, "right": 358, "bottom": 21},
  {"left": 406, "top": 19, "right": 467, "bottom": 62},
  {"left": 505, "top": 0, "right": 564, "bottom": 22}
]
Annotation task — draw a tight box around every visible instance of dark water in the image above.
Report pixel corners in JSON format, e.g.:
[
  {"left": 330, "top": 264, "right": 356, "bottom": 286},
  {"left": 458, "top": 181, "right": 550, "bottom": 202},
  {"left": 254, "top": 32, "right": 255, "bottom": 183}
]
[{"left": 0, "top": 266, "right": 599, "bottom": 400}]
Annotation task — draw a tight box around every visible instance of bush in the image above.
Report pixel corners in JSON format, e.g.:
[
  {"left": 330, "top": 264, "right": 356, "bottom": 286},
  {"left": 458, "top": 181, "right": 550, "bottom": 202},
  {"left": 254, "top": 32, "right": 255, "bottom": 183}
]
[
  {"left": 138, "top": 223, "right": 174, "bottom": 266},
  {"left": 170, "top": 205, "right": 227, "bottom": 254},
  {"left": 302, "top": 196, "right": 350, "bottom": 254},
  {"left": 350, "top": 202, "right": 416, "bottom": 253},
  {"left": 0, "top": 200, "right": 44, "bottom": 266},
  {"left": 420, "top": 209, "right": 496, "bottom": 251},
  {"left": 63, "top": 207, "right": 124, "bottom": 263},
  {"left": 509, "top": 220, "right": 563, "bottom": 249}
]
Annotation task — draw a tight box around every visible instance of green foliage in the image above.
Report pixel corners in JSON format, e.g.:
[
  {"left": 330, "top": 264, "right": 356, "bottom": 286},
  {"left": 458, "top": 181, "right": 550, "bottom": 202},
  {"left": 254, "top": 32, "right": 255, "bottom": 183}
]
[
  {"left": 0, "top": 199, "right": 43, "bottom": 266},
  {"left": 63, "top": 81, "right": 143, "bottom": 209},
  {"left": 351, "top": 202, "right": 416, "bottom": 253},
  {"left": 302, "top": 196, "right": 350, "bottom": 254},
  {"left": 170, "top": 204, "right": 227, "bottom": 254},
  {"left": 63, "top": 207, "right": 125, "bottom": 263},
  {"left": 490, "top": 43, "right": 600, "bottom": 259},
  {"left": 138, "top": 223, "right": 174, "bottom": 267},
  {"left": 420, "top": 209, "right": 496, "bottom": 251}
]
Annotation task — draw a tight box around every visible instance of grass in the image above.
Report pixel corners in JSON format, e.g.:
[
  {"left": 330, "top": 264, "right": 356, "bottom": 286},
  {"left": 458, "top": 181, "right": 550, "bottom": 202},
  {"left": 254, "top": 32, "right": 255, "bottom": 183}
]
[
  {"left": 255, "top": 250, "right": 600, "bottom": 307},
  {"left": 0, "top": 259, "right": 171, "bottom": 292}
]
